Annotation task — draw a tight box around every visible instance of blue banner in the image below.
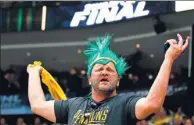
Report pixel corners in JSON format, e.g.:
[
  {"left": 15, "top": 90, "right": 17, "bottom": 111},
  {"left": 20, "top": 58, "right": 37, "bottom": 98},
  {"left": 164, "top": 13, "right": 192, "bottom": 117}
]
[
  {"left": 0, "top": 94, "right": 53, "bottom": 115},
  {"left": 46, "top": 1, "right": 175, "bottom": 29}
]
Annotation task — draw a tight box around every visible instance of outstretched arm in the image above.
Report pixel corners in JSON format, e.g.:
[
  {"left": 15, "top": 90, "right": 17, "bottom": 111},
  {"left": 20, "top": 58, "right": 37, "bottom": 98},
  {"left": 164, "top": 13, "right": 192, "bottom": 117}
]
[
  {"left": 27, "top": 65, "right": 56, "bottom": 122},
  {"left": 135, "top": 34, "right": 190, "bottom": 120}
]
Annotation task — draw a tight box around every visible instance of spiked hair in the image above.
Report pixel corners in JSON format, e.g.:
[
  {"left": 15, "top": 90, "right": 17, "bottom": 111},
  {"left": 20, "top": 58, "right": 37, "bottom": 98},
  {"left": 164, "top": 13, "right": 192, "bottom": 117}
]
[{"left": 84, "top": 35, "right": 128, "bottom": 77}]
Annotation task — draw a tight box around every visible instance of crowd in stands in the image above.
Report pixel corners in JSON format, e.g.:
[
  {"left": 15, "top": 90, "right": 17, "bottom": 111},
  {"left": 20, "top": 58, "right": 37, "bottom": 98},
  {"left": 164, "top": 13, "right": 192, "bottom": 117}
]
[
  {"left": 0, "top": 50, "right": 189, "bottom": 96},
  {"left": 1, "top": 107, "right": 194, "bottom": 125}
]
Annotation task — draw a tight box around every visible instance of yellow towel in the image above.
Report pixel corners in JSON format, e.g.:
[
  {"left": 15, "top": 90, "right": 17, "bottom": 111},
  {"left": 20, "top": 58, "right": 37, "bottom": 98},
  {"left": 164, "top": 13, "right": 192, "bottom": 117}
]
[
  {"left": 153, "top": 116, "right": 171, "bottom": 125},
  {"left": 32, "top": 61, "right": 67, "bottom": 100}
]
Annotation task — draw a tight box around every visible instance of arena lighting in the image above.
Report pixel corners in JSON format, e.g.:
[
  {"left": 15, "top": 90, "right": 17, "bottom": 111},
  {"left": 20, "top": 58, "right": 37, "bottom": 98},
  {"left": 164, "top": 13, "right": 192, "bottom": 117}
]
[
  {"left": 150, "top": 54, "right": 154, "bottom": 58},
  {"left": 136, "top": 44, "right": 140, "bottom": 48},
  {"left": 41, "top": 5, "right": 47, "bottom": 31},
  {"left": 77, "top": 49, "right": 82, "bottom": 54},
  {"left": 26, "top": 52, "right": 31, "bottom": 56},
  {"left": 175, "top": 1, "right": 194, "bottom": 12}
]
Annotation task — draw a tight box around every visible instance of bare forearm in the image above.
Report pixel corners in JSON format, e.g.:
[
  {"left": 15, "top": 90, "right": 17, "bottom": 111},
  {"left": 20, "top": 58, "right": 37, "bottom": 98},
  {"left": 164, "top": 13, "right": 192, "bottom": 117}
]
[
  {"left": 28, "top": 71, "right": 46, "bottom": 106},
  {"left": 136, "top": 58, "right": 174, "bottom": 119},
  {"left": 27, "top": 70, "right": 56, "bottom": 122},
  {"left": 146, "top": 58, "right": 174, "bottom": 108}
]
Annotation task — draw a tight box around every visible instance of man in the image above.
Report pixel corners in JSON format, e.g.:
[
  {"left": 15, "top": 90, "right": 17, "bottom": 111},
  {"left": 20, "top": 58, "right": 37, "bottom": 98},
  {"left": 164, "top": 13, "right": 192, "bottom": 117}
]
[{"left": 27, "top": 34, "right": 190, "bottom": 125}]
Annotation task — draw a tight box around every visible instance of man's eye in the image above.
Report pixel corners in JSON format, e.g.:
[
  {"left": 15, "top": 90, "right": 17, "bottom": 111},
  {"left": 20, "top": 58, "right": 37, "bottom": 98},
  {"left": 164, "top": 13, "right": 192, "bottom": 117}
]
[
  {"left": 95, "top": 68, "right": 103, "bottom": 72},
  {"left": 107, "top": 68, "right": 114, "bottom": 72}
]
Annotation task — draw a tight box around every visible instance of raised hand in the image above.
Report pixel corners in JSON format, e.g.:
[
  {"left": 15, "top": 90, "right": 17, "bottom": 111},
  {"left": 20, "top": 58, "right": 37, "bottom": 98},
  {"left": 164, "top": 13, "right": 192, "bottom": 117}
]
[
  {"left": 165, "top": 33, "right": 190, "bottom": 62},
  {"left": 27, "top": 64, "right": 42, "bottom": 74}
]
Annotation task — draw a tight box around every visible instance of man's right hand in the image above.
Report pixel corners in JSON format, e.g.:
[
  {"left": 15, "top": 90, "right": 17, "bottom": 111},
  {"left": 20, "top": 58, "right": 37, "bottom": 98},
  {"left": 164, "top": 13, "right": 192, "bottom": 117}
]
[
  {"left": 27, "top": 64, "right": 42, "bottom": 74},
  {"left": 27, "top": 63, "right": 57, "bottom": 123}
]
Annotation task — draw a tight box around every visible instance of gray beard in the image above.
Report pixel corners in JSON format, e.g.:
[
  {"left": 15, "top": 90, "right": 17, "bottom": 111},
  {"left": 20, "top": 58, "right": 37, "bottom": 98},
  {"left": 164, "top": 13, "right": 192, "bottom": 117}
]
[{"left": 91, "top": 83, "right": 116, "bottom": 95}]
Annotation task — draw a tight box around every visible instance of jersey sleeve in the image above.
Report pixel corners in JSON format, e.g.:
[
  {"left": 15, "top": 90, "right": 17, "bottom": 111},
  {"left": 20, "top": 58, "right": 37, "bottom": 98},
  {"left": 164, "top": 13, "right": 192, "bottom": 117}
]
[
  {"left": 125, "top": 94, "right": 142, "bottom": 120},
  {"left": 54, "top": 100, "right": 69, "bottom": 123}
]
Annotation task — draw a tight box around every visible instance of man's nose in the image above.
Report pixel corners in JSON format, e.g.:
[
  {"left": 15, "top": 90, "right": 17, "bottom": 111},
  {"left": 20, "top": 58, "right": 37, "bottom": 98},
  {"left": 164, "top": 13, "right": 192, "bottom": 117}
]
[{"left": 101, "top": 70, "right": 108, "bottom": 76}]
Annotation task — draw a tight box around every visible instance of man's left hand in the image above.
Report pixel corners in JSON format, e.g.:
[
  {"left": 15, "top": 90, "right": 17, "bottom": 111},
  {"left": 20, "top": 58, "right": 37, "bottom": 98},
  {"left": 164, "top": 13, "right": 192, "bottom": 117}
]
[{"left": 165, "top": 33, "right": 190, "bottom": 62}]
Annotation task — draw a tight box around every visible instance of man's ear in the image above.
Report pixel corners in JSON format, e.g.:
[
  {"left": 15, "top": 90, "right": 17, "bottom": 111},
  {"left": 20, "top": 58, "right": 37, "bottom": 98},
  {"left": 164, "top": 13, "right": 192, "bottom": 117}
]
[
  {"left": 117, "top": 77, "right": 120, "bottom": 87},
  {"left": 88, "top": 76, "right": 91, "bottom": 85},
  {"left": 117, "top": 81, "right": 120, "bottom": 87}
]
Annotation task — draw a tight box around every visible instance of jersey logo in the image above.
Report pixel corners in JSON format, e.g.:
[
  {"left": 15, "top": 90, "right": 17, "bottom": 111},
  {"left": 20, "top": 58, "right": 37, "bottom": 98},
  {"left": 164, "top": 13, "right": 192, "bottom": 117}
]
[{"left": 72, "top": 107, "right": 110, "bottom": 125}]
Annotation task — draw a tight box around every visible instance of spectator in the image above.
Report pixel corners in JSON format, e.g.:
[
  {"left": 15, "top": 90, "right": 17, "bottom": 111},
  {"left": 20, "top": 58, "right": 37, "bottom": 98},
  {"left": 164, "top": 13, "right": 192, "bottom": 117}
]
[
  {"left": 34, "top": 117, "right": 41, "bottom": 125},
  {"left": 183, "top": 117, "right": 193, "bottom": 125},
  {"left": 66, "top": 67, "right": 82, "bottom": 97},
  {"left": 176, "top": 107, "right": 186, "bottom": 118},
  {"left": 42, "top": 122, "right": 48, "bottom": 125},
  {"left": 18, "top": 66, "right": 29, "bottom": 94},
  {"left": 192, "top": 116, "right": 194, "bottom": 125},
  {"left": 2, "top": 68, "right": 20, "bottom": 94},
  {"left": 174, "top": 114, "right": 183, "bottom": 125},
  {"left": 79, "top": 68, "right": 90, "bottom": 96},
  {"left": 140, "top": 120, "right": 149, "bottom": 125},
  {"left": 0, "top": 117, "right": 8, "bottom": 125},
  {"left": 151, "top": 108, "right": 171, "bottom": 125},
  {"left": 17, "top": 117, "right": 26, "bottom": 125}
]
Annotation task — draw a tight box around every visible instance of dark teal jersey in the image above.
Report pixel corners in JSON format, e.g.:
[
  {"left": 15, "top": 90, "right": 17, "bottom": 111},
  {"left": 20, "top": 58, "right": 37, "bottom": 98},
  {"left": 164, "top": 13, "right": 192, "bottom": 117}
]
[{"left": 54, "top": 93, "right": 142, "bottom": 125}]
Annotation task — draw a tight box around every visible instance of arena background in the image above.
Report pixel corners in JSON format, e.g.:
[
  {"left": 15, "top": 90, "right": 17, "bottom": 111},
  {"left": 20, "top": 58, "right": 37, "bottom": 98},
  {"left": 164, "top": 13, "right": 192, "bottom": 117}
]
[{"left": 1, "top": 1, "right": 194, "bottom": 125}]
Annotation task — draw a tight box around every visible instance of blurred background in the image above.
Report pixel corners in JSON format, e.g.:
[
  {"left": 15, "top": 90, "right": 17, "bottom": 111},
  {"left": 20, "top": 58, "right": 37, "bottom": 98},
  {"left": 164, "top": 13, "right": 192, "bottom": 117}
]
[{"left": 0, "top": 1, "right": 194, "bottom": 125}]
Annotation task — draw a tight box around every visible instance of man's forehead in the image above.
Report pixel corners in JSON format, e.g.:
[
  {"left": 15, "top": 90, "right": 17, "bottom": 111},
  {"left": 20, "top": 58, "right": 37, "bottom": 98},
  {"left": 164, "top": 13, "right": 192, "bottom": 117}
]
[{"left": 93, "top": 62, "right": 115, "bottom": 68}]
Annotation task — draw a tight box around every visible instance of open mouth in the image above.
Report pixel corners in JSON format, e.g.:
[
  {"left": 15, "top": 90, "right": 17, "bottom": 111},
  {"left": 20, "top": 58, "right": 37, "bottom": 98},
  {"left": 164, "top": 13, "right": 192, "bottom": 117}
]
[{"left": 100, "top": 78, "right": 109, "bottom": 82}]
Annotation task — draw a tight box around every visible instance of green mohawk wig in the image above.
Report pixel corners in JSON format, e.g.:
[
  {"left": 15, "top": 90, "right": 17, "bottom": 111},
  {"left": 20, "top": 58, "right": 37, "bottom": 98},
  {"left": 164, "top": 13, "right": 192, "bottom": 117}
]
[{"left": 84, "top": 35, "right": 128, "bottom": 77}]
